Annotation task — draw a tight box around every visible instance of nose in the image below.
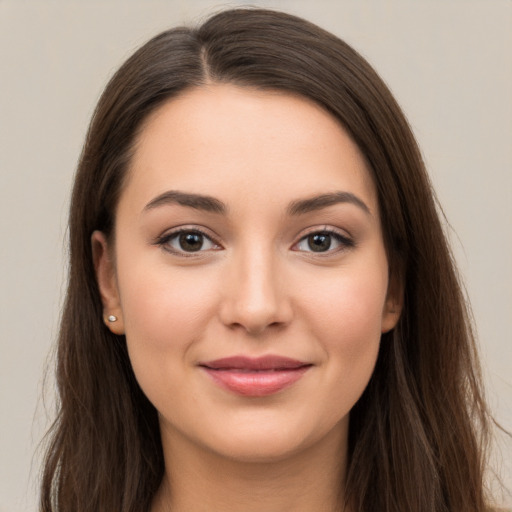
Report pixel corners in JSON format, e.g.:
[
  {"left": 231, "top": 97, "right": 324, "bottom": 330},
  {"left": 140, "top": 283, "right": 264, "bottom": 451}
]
[{"left": 218, "top": 247, "right": 293, "bottom": 335}]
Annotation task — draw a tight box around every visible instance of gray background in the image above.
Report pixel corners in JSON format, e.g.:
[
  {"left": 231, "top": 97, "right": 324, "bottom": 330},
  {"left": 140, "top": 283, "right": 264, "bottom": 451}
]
[{"left": 1, "top": 1, "right": 510, "bottom": 510}]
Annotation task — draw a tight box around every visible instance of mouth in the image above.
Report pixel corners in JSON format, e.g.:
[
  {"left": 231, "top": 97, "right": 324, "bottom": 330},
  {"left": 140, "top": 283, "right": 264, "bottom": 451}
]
[{"left": 198, "top": 355, "right": 312, "bottom": 397}]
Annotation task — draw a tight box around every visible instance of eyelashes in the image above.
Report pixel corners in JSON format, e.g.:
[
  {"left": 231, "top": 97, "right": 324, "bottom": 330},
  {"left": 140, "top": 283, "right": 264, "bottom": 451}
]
[
  {"left": 292, "top": 229, "right": 354, "bottom": 254},
  {"left": 154, "top": 226, "right": 355, "bottom": 257},
  {"left": 154, "top": 227, "right": 221, "bottom": 257}
]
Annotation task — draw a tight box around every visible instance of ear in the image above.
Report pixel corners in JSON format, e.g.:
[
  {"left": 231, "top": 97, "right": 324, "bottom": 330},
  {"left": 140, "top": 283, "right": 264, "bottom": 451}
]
[
  {"left": 381, "top": 271, "right": 404, "bottom": 333},
  {"left": 91, "top": 230, "right": 125, "bottom": 335}
]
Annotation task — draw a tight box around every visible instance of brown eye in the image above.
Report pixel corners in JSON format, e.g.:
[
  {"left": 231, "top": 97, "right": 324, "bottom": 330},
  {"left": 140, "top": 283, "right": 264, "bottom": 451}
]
[
  {"left": 307, "top": 233, "right": 332, "bottom": 252},
  {"left": 294, "top": 230, "right": 354, "bottom": 254},
  {"left": 158, "top": 229, "right": 219, "bottom": 255},
  {"left": 178, "top": 232, "right": 204, "bottom": 252}
]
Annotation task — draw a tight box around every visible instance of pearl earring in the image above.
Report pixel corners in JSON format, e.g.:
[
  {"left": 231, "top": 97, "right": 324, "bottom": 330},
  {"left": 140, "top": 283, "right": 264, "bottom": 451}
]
[{"left": 108, "top": 315, "right": 118, "bottom": 322}]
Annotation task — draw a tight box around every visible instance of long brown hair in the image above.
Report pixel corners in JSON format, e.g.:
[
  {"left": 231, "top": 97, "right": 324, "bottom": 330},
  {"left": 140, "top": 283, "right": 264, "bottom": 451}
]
[{"left": 41, "top": 8, "right": 495, "bottom": 511}]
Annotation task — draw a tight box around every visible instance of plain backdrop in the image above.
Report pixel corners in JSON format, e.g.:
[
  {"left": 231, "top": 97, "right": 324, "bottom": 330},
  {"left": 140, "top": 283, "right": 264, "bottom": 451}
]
[{"left": 0, "top": 1, "right": 510, "bottom": 510}]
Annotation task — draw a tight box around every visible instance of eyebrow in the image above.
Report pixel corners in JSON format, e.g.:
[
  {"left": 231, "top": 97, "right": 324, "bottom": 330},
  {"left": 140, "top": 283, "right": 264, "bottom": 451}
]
[
  {"left": 287, "top": 192, "right": 371, "bottom": 216},
  {"left": 143, "top": 190, "right": 227, "bottom": 214},
  {"left": 143, "top": 190, "right": 371, "bottom": 216}
]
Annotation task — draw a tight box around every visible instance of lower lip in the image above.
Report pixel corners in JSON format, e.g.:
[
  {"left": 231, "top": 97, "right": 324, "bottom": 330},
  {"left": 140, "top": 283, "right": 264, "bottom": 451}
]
[{"left": 201, "top": 367, "right": 310, "bottom": 397}]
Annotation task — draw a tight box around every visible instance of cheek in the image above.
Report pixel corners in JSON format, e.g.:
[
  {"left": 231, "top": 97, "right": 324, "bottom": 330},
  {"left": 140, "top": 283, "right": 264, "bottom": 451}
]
[
  {"left": 114, "top": 252, "right": 219, "bottom": 384},
  {"left": 300, "top": 262, "right": 388, "bottom": 343},
  {"left": 296, "top": 261, "right": 388, "bottom": 401}
]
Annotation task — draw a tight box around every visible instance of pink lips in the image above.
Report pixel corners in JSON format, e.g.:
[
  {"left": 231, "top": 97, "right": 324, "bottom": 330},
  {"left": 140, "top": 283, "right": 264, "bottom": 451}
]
[{"left": 199, "top": 355, "right": 312, "bottom": 397}]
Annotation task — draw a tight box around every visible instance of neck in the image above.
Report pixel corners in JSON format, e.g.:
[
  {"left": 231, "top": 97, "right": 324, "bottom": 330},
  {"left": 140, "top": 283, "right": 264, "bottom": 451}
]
[{"left": 152, "top": 423, "right": 349, "bottom": 512}]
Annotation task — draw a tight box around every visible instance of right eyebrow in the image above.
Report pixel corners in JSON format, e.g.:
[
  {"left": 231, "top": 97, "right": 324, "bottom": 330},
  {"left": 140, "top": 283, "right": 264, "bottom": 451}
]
[{"left": 143, "top": 190, "right": 228, "bottom": 215}]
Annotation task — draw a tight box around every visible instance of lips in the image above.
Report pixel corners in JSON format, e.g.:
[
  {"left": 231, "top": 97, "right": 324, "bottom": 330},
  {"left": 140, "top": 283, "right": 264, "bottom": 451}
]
[{"left": 199, "top": 355, "right": 312, "bottom": 396}]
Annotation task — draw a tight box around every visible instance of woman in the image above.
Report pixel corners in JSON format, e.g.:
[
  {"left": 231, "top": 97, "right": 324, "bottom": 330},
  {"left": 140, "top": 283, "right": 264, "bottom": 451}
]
[{"left": 40, "top": 7, "right": 503, "bottom": 512}]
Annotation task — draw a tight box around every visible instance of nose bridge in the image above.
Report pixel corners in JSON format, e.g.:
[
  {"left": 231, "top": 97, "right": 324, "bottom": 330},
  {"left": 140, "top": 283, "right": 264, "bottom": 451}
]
[{"left": 220, "top": 238, "right": 290, "bottom": 333}]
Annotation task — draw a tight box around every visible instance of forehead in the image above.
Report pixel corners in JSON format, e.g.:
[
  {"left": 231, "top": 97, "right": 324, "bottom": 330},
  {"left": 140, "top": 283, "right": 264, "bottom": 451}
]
[{"left": 122, "top": 84, "right": 377, "bottom": 216}]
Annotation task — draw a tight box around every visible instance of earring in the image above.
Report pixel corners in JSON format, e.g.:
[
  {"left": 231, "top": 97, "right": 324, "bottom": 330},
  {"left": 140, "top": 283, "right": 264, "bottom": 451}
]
[{"left": 108, "top": 315, "right": 118, "bottom": 322}]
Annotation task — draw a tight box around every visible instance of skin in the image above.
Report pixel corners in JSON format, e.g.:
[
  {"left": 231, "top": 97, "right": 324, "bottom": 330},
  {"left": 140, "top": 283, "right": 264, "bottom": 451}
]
[{"left": 93, "top": 84, "right": 402, "bottom": 512}]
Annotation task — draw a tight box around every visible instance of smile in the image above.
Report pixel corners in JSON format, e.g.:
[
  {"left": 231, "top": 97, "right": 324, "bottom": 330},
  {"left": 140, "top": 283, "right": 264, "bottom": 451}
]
[{"left": 199, "top": 355, "right": 312, "bottom": 397}]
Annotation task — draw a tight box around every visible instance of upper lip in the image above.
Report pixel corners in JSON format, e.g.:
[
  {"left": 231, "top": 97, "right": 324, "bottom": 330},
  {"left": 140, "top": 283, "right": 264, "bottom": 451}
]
[{"left": 199, "top": 355, "right": 311, "bottom": 371}]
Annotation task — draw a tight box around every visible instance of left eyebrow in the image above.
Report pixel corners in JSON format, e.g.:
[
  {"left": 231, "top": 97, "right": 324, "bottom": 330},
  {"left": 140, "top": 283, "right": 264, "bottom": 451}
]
[{"left": 286, "top": 192, "right": 371, "bottom": 216}]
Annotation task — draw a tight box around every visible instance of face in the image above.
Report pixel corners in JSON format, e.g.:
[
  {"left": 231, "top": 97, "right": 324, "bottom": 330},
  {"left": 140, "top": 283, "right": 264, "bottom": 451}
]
[{"left": 93, "top": 84, "right": 401, "bottom": 463}]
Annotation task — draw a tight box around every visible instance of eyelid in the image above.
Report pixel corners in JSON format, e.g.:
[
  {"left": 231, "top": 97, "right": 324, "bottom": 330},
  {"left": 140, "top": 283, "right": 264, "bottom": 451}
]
[
  {"left": 291, "top": 226, "right": 355, "bottom": 254},
  {"left": 154, "top": 225, "right": 222, "bottom": 256}
]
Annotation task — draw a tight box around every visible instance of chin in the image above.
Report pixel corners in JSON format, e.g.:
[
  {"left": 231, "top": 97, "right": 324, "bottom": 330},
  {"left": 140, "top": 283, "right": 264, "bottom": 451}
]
[{"left": 187, "top": 412, "right": 348, "bottom": 465}]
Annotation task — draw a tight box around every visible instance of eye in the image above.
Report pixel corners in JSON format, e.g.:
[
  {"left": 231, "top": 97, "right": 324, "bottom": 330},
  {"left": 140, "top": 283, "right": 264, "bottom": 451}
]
[
  {"left": 157, "top": 228, "right": 220, "bottom": 255},
  {"left": 293, "top": 230, "right": 353, "bottom": 254}
]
